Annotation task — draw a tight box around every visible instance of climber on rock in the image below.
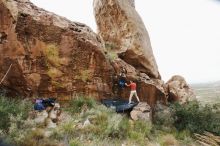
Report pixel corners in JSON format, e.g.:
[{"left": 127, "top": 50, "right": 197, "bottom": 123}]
[
  {"left": 118, "top": 67, "right": 127, "bottom": 89},
  {"left": 125, "top": 80, "right": 140, "bottom": 104}
]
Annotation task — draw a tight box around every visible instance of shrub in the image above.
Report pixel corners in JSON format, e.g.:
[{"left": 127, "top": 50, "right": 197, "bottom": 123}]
[
  {"left": 153, "top": 104, "right": 174, "bottom": 132},
  {"left": 63, "top": 100, "right": 152, "bottom": 145},
  {"left": 170, "top": 101, "right": 220, "bottom": 135},
  {"left": 66, "top": 95, "right": 96, "bottom": 115},
  {"left": 79, "top": 104, "right": 124, "bottom": 138},
  {"left": 159, "top": 134, "right": 179, "bottom": 146},
  {"left": 0, "top": 95, "right": 32, "bottom": 132},
  {"left": 83, "top": 104, "right": 151, "bottom": 145},
  {"left": 132, "top": 120, "right": 152, "bottom": 137},
  {"left": 20, "top": 128, "right": 59, "bottom": 146},
  {"left": 0, "top": 96, "right": 38, "bottom": 145},
  {"left": 128, "top": 120, "right": 152, "bottom": 145}
]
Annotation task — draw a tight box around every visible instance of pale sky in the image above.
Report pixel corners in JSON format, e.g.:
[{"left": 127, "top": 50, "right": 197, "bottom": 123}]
[{"left": 30, "top": 0, "right": 220, "bottom": 83}]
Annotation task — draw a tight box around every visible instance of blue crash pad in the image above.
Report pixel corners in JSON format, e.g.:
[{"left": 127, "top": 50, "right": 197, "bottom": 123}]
[{"left": 102, "top": 99, "right": 138, "bottom": 113}]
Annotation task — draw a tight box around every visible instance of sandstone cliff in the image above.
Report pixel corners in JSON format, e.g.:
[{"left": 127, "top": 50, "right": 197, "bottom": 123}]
[{"left": 0, "top": 0, "right": 113, "bottom": 100}]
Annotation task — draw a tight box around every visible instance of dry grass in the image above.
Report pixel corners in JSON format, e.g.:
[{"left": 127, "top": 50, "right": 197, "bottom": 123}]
[
  {"left": 160, "top": 134, "right": 179, "bottom": 146},
  {"left": 194, "top": 132, "right": 220, "bottom": 146}
]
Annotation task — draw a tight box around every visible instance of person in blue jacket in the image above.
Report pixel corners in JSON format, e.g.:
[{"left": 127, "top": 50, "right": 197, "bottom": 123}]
[{"left": 118, "top": 67, "right": 127, "bottom": 88}]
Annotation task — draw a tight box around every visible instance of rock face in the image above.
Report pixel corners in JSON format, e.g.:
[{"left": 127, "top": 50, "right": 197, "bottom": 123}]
[
  {"left": 93, "top": 0, "right": 160, "bottom": 79},
  {"left": 130, "top": 102, "right": 151, "bottom": 122},
  {"left": 0, "top": 0, "right": 113, "bottom": 99},
  {"left": 166, "top": 75, "right": 196, "bottom": 104},
  {"left": 111, "top": 58, "right": 167, "bottom": 107},
  {"left": 0, "top": 0, "right": 194, "bottom": 108}
]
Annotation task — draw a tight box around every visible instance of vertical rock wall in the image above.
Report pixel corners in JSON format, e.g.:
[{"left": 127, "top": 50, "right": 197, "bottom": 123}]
[{"left": 0, "top": 0, "right": 113, "bottom": 100}]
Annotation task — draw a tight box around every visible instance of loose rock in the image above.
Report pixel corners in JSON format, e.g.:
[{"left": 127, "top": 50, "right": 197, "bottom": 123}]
[{"left": 130, "top": 102, "right": 152, "bottom": 122}]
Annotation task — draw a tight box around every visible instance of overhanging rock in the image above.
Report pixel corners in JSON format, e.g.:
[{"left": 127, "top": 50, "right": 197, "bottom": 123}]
[{"left": 94, "top": 0, "right": 160, "bottom": 78}]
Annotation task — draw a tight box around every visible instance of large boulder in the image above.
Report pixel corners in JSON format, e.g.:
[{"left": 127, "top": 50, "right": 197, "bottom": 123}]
[
  {"left": 0, "top": 0, "right": 113, "bottom": 99},
  {"left": 93, "top": 0, "right": 160, "bottom": 79},
  {"left": 138, "top": 79, "right": 167, "bottom": 107},
  {"left": 111, "top": 59, "right": 167, "bottom": 107},
  {"left": 130, "top": 102, "right": 152, "bottom": 122},
  {"left": 111, "top": 58, "right": 138, "bottom": 80},
  {"left": 166, "top": 75, "right": 196, "bottom": 104}
]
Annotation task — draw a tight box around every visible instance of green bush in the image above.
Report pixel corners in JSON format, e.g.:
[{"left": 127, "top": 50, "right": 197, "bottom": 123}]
[
  {"left": 153, "top": 108, "right": 174, "bottom": 131},
  {"left": 152, "top": 103, "right": 175, "bottom": 134},
  {"left": 0, "top": 95, "right": 36, "bottom": 145},
  {"left": 80, "top": 105, "right": 126, "bottom": 139},
  {"left": 0, "top": 95, "right": 32, "bottom": 132},
  {"left": 66, "top": 95, "right": 96, "bottom": 114},
  {"left": 128, "top": 120, "right": 151, "bottom": 145},
  {"left": 170, "top": 101, "right": 220, "bottom": 135}
]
